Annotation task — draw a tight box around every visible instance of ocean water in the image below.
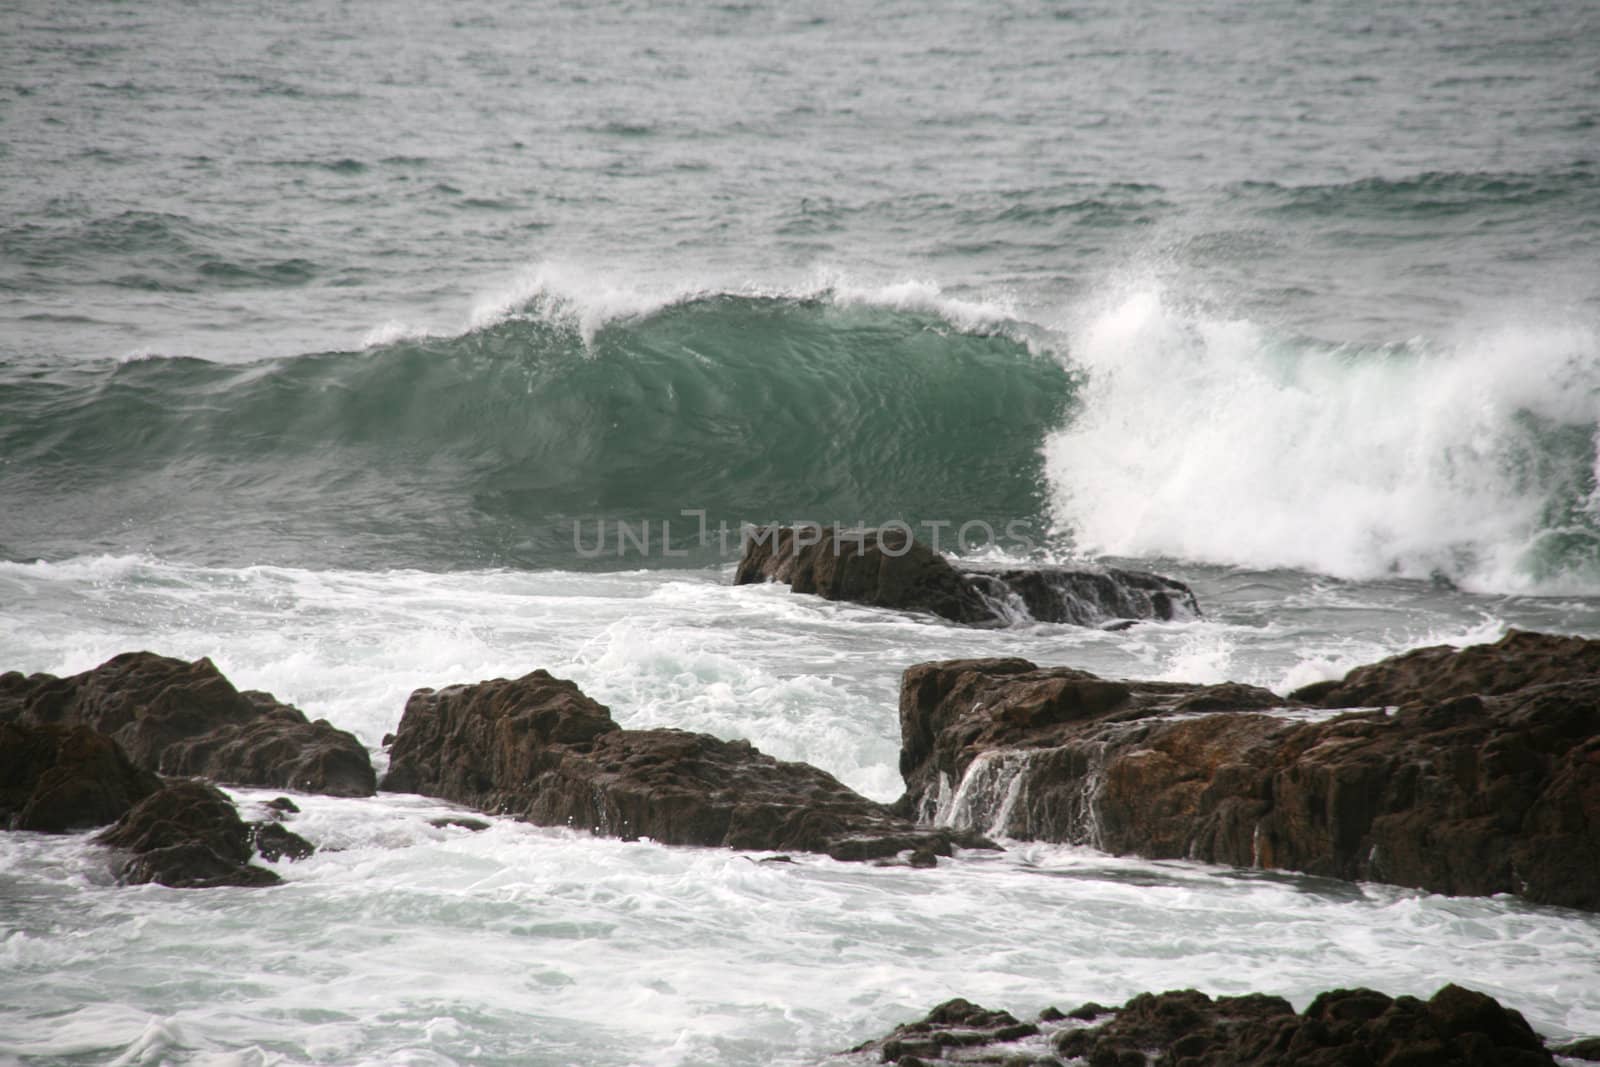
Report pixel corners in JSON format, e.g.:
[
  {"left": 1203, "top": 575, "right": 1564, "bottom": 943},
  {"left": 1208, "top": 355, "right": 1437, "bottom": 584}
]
[{"left": 3, "top": 0, "right": 1599, "bottom": 1064}]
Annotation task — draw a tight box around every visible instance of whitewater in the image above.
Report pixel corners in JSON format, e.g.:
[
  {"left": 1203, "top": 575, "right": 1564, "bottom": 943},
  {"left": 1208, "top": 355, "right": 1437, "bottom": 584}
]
[{"left": 3, "top": 0, "right": 1600, "bottom": 1064}]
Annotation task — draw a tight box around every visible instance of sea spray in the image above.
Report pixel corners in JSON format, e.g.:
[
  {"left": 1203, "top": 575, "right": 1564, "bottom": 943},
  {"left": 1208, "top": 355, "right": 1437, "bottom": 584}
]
[{"left": 1044, "top": 284, "right": 1600, "bottom": 594}]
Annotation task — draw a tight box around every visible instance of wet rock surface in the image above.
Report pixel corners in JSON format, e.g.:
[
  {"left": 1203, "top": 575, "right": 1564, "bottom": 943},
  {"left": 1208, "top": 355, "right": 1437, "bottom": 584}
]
[
  {"left": 851, "top": 998, "right": 1044, "bottom": 1064},
  {"left": 1, "top": 652, "right": 375, "bottom": 796},
  {"left": 95, "top": 779, "right": 307, "bottom": 888},
  {"left": 899, "top": 632, "right": 1600, "bottom": 909},
  {"left": 734, "top": 526, "right": 1198, "bottom": 627},
  {"left": 1289, "top": 629, "right": 1600, "bottom": 708},
  {"left": 963, "top": 564, "right": 1199, "bottom": 627},
  {"left": 855, "top": 985, "right": 1559, "bottom": 1066},
  {"left": 735, "top": 525, "right": 996, "bottom": 623},
  {"left": 1, "top": 721, "right": 162, "bottom": 832},
  {"left": 381, "top": 668, "right": 991, "bottom": 862},
  {"left": 1555, "top": 1036, "right": 1600, "bottom": 1061}
]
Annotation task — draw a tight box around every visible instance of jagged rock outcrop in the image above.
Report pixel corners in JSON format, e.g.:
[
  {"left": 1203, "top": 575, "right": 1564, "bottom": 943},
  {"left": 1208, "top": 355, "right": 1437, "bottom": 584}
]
[
  {"left": 381, "top": 668, "right": 991, "bottom": 863},
  {"left": 1, "top": 721, "right": 162, "bottom": 831},
  {"left": 899, "top": 633, "right": 1600, "bottom": 909},
  {"left": 95, "top": 779, "right": 310, "bottom": 888},
  {"left": 1289, "top": 629, "right": 1600, "bottom": 708},
  {"left": 854, "top": 985, "right": 1558, "bottom": 1066},
  {"left": 0, "top": 652, "right": 375, "bottom": 796},
  {"left": 850, "top": 997, "right": 1042, "bottom": 1063},
  {"left": 734, "top": 525, "right": 1198, "bottom": 627}
]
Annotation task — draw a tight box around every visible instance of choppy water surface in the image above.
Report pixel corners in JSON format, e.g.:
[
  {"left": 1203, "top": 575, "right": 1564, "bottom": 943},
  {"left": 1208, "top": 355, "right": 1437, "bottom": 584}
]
[{"left": 3, "top": 0, "right": 1598, "bottom": 1063}]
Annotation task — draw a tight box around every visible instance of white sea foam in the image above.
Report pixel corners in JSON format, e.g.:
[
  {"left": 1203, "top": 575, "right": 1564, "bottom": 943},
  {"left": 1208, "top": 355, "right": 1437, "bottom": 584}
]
[
  {"left": 820, "top": 271, "right": 1022, "bottom": 335},
  {"left": 4, "top": 553, "right": 1599, "bottom": 1065},
  {"left": 466, "top": 261, "right": 686, "bottom": 347},
  {"left": 4, "top": 803, "right": 1599, "bottom": 1067},
  {"left": 1044, "top": 282, "right": 1600, "bottom": 595},
  {"left": 357, "top": 260, "right": 1036, "bottom": 355}
]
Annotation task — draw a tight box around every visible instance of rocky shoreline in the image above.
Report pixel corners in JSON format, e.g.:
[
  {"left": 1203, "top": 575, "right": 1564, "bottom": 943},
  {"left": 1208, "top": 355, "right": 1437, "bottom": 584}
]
[
  {"left": 851, "top": 984, "right": 1600, "bottom": 1065},
  {"left": 896, "top": 629, "right": 1600, "bottom": 910},
  {"left": 3, "top": 531, "right": 1598, "bottom": 1060},
  {"left": 380, "top": 666, "right": 992, "bottom": 862}
]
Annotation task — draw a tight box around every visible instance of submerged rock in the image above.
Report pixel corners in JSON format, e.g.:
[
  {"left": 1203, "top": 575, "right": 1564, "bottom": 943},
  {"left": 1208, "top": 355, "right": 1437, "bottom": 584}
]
[
  {"left": 1, "top": 652, "right": 375, "bottom": 796},
  {"left": 253, "top": 820, "right": 316, "bottom": 862},
  {"left": 381, "top": 668, "right": 990, "bottom": 862},
  {"left": 96, "top": 779, "right": 298, "bottom": 888},
  {"left": 733, "top": 525, "right": 1198, "bottom": 627},
  {"left": 855, "top": 984, "right": 1557, "bottom": 1065},
  {"left": 0, "top": 721, "right": 162, "bottom": 832},
  {"left": 898, "top": 632, "right": 1600, "bottom": 909}
]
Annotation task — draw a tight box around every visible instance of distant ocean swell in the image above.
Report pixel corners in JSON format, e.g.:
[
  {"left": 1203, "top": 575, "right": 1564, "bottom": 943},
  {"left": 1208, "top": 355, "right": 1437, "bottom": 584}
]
[
  {"left": 0, "top": 281, "right": 1595, "bottom": 592},
  {"left": 4, "top": 161, "right": 1593, "bottom": 297},
  {"left": 0, "top": 289, "right": 1071, "bottom": 570}
]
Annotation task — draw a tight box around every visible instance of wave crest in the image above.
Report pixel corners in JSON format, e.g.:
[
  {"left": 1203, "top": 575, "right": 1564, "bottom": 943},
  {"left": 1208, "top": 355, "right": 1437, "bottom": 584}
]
[
  {"left": 1043, "top": 284, "right": 1600, "bottom": 593},
  {"left": 0, "top": 291, "right": 1070, "bottom": 569}
]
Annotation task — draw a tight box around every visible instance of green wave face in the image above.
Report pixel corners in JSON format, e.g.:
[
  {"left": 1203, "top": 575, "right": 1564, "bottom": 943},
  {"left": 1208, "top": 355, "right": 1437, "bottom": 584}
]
[{"left": 0, "top": 295, "right": 1075, "bottom": 569}]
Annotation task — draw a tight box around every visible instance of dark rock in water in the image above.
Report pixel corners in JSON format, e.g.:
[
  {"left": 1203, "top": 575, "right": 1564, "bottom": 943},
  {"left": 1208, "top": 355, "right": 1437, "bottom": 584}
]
[
  {"left": 897, "top": 657, "right": 1284, "bottom": 825},
  {"left": 118, "top": 842, "right": 283, "bottom": 889},
  {"left": 263, "top": 796, "right": 300, "bottom": 815},
  {"left": 1058, "top": 984, "right": 1552, "bottom": 1067},
  {"left": 428, "top": 816, "right": 491, "bottom": 832},
  {"left": 382, "top": 668, "right": 991, "bottom": 862},
  {"left": 898, "top": 633, "right": 1600, "bottom": 909},
  {"left": 1289, "top": 629, "right": 1600, "bottom": 708},
  {"left": 857, "top": 985, "right": 1556, "bottom": 1066},
  {"left": 1, "top": 652, "right": 375, "bottom": 796},
  {"left": 733, "top": 525, "right": 1199, "bottom": 627},
  {"left": 1555, "top": 1036, "right": 1600, "bottom": 1061},
  {"left": 1, "top": 721, "right": 162, "bottom": 832},
  {"left": 96, "top": 779, "right": 284, "bottom": 888},
  {"left": 160, "top": 707, "right": 376, "bottom": 798},
  {"left": 252, "top": 821, "right": 315, "bottom": 862},
  {"left": 963, "top": 564, "right": 1200, "bottom": 626},
  {"left": 850, "top": 997, "right": 1041, "bottom": 1063},
  {"left": 735, "top": 525, "right": 995, "bottom": 624}
]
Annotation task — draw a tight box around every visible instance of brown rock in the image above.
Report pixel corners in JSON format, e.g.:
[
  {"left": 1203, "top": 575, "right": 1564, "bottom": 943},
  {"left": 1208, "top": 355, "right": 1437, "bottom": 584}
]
[
  {"left": 1289, "top": 630, "right": 1600, "bottom": 708},
  {"left": 1051, "top": 984, "right": 1552, "bottom": 1067},
  {"left": 856, "top": 985, "right": 1557, "bottom": 1066},
  {"left": 0, "top": 721, "right": 162, "bottom": 831},
  {"left": 734, "top": 525, "right": 1199, "bottom": 627},
  {"left": 851, "top": 997, "right": 1039, "bottom": 1063},
  {"left": 3, "top": 652, "right": 374, "bottom": 796},
  {"left": 96, "top": 779, "right": 284, "bottom": 888},
  {"left": 252, "top": 821, "right": 315, "bottom": 862},
  {"left": 735, "top": 525, "right": 994, "bottom": 624},
  {"left": 381, "top": 668, "right": 990, "bottom": 862},
  {"left": 897, "top": 633, "right": 1600, "bottom": 908}
]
